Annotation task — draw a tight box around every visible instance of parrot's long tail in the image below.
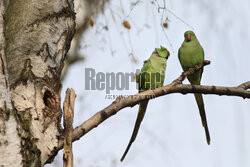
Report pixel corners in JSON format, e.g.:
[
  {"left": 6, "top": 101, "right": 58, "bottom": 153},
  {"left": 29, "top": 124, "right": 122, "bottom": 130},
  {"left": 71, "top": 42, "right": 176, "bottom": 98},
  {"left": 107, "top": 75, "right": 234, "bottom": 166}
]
[
  {"left": 120, "top": 100, "right": 149, "bottom": 161},
  {"left": 194, "top": 93, "right": 211, "bottom": 145}
]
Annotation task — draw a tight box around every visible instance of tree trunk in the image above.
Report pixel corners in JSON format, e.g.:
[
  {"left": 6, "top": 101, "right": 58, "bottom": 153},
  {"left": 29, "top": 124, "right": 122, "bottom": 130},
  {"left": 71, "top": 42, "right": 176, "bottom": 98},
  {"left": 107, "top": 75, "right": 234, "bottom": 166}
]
[{"left": 0, "top": 0, "right": 75, "bottom": 166}]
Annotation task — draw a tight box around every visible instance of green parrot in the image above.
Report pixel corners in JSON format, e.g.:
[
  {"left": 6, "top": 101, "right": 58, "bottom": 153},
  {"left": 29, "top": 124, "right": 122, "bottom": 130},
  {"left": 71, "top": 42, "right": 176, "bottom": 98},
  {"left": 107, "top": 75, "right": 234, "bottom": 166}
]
[
  {"left": 178, "top": 30, "right": 210, "bottom": 145},
  {"left": 120, "top": 46, "right": 170, "bottom": 161}
]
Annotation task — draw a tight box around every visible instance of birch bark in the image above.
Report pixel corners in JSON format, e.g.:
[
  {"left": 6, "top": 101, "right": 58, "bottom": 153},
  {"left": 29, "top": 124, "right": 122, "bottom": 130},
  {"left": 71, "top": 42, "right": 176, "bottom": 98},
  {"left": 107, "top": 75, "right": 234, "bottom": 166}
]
[{"left": 0, "top": 0, "right": 75, "bottom": 166}]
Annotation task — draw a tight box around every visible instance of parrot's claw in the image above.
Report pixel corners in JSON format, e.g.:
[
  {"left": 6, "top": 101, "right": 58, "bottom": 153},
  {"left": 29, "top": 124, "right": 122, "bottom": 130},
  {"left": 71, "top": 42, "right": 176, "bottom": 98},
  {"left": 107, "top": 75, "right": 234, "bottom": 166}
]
[{"left": 150, "top": 86, "right": 159, "bottom": 90}]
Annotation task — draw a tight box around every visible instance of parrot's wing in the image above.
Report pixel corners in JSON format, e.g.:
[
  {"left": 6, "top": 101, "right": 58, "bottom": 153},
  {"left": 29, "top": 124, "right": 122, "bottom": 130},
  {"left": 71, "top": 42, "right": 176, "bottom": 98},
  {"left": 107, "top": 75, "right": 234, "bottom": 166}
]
[
  {"left": 160, "top": 71, "right": 165, "bottom": 86},
  {"left": 200, "top": 48, "right": 205, "bottom": 79},
  {"left": 178, "top": 47, "right": 188, "bottom": 72},
  {"left": 138, "top": 59, "right": 151, "bottom": 92}
]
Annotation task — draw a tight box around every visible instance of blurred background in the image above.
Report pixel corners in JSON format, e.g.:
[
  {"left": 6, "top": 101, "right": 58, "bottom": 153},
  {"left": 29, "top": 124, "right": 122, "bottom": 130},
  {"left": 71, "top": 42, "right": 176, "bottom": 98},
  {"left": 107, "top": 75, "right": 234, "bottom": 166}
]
[{"left": 46, "top": 0, "right": 250, "bottom": 166}]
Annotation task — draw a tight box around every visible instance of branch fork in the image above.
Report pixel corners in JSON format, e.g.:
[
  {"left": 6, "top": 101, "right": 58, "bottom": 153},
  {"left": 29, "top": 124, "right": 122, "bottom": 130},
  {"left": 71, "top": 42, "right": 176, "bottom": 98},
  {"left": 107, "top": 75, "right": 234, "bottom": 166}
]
[{"left": 56, "top": 60, "right": 250, "bottom": 154}]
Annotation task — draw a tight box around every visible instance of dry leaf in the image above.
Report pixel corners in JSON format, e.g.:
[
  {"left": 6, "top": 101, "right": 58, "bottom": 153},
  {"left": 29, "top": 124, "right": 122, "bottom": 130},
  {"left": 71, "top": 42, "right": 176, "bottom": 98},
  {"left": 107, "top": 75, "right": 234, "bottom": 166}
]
[
  {"left": 163, "top": 22, "right": 168, "bottom": 28},
  {"left": 89, "top": 19, "right": 94, "bottom": 27},
  {"left": 123, "top": 21, "right": 131, "bottom": 29}
]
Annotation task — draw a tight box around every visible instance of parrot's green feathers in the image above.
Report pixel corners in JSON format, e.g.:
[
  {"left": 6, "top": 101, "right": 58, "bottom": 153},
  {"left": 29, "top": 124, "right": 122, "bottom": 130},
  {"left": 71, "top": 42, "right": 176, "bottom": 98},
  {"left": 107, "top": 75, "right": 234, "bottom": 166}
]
[
  {"left": 121, "top": 46, "right": 169, "bottom": 161},
  {"left": 184, "top": 30, "right": 198, "bottom": 42},
  {"left": 184, "top": 30, "right": 195, "bottom": 37},
  {"left": 155, "top": 46, "right": 170, "bottom": 59},
  {"left": 178, "top": 30, "right": 211, "bottom": 145}
]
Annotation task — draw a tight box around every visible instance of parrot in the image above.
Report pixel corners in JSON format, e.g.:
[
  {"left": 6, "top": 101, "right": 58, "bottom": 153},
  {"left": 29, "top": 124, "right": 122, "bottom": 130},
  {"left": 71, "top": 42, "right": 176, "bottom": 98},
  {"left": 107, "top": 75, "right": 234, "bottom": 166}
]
[
  {"left": 178, "top": 30, "right": 210, "bottom": 145},
  {"left": 120, "top": 46, "right": 170, "bottom": 161}
]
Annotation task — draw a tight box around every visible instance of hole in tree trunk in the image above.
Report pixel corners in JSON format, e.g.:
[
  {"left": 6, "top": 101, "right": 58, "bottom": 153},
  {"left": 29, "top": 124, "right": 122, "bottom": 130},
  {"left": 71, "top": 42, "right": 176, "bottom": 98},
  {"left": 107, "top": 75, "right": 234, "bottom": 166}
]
[{"left": 43, "top": 89, "right": 57, "bottom": 109}]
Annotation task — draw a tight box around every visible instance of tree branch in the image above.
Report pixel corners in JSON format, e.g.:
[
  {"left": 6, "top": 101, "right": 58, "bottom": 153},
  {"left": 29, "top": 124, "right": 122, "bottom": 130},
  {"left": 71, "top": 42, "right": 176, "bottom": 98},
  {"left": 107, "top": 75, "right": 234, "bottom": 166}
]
[
  {"left": 238, "top": 81, "right": 250, "bottom": 90},
  {"left": 63, "top": 88, "right": 76, "bottom": 167},
  {"left": 57, "top": 60, "right": 250, "bottom": 150}
]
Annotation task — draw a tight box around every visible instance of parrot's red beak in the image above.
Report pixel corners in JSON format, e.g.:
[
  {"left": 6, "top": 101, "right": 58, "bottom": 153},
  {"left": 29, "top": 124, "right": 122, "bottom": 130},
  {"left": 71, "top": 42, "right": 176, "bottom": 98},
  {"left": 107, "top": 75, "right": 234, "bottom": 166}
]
[{"left": 187, "top": 34, "right": 191, "bottom": 41}]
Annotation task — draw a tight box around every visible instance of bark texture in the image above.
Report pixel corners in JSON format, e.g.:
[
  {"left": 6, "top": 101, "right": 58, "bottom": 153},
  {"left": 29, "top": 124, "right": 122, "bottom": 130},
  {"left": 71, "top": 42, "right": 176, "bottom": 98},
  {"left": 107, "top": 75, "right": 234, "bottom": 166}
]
[
  {"left": 0, "top": 0, "right": 75, "bottom": 166},
  {"left": 63, "top": 88, "right": 76, "bottom": 167}
]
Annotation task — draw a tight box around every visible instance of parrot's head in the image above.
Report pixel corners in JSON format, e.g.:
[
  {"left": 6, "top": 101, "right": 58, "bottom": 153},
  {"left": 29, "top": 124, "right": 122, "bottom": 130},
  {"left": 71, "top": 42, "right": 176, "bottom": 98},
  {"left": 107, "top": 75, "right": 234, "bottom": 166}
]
[
  {"left": 184, "top": 30, "right": 196, "bottom": 42},
  {"left": 155, "top": 46, "right": 170, "bottom": 60}
]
